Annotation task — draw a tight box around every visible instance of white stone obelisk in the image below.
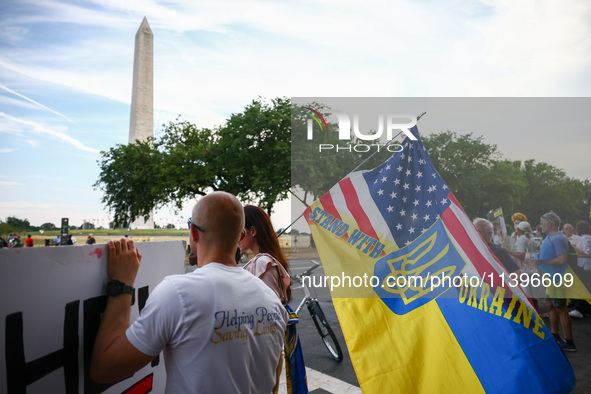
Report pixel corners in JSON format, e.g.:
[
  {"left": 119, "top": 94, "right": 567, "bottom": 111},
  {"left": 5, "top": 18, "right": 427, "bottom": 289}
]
[{"left": 129, "top": 17, "right": 154, "bottom": 229}]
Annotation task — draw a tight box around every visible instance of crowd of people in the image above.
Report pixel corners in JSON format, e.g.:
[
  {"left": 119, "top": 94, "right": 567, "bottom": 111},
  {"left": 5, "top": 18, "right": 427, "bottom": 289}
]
[
  {"left": 475, "top": 211, "right": 591, "bottom": 353},
  {"left": 0, "top": 233, "right": 34, "bottom": 248},
  {"left": 0, "top": 232, "right": 100, "bottom": 248}
]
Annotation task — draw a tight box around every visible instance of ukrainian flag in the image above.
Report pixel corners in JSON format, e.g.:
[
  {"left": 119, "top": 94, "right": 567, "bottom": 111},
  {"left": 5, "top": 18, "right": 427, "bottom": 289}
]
[{"left": 305, "top": 128, "right": 576, "bottom": 393}]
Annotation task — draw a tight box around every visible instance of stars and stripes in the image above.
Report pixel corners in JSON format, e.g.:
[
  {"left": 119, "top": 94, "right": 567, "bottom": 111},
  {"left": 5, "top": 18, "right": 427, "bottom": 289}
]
[{"left": 361, "top": 140, "right": 449, "bottom": 246}]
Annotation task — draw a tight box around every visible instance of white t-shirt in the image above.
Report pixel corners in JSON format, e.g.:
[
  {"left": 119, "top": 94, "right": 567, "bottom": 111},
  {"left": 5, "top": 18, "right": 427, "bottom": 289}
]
[
  {"left": 568, "top": 233, "right": 582, "bottom": 247},
  {"left": 514, "top": 235, "right": 537, "bottom": 254},
  {"left": 577, "top": 234, "right": 591, "bottom": 270},
  {"left": 127, "top": 263, "right": 287, "bottom": 393}
]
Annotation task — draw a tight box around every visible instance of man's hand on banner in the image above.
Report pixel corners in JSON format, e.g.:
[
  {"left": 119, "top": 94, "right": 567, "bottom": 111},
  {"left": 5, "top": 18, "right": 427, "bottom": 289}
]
[{"left": 107, "top": 239, "right": 142, "bottom": 286}]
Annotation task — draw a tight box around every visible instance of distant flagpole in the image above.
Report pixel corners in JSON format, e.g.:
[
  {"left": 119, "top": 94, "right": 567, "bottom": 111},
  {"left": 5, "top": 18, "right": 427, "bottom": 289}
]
[{"left": 278, "top": 112, "right": 427, "bottom": 237}]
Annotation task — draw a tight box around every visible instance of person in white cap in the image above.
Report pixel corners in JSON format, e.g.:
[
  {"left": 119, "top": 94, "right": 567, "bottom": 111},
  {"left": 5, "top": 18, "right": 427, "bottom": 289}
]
[
  {"left": 503, "top": 221, "right": 538, "bottom": 264},
  {"left": 503, "top": 221, "right": 543, "bottom": 310}
]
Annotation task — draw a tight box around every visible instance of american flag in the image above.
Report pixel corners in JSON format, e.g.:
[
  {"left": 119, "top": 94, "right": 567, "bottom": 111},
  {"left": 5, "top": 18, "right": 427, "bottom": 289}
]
[{"left": 362, "top": 139, "right": 451, "bottom": 247}]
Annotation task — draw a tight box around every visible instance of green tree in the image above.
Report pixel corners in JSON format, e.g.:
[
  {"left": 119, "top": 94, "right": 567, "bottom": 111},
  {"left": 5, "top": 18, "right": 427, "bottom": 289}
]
[
  {"left": 157, "top": 120, "right": 216, "bottom": 208},
  {"left": 213, "top": 97, "right": 291, "bottom": 213},
  {"left": 0, "top": 222, "right": 14, "bottom": 236},
  {"left": 521, "top": 160, "right": 585, "bottom": 225},
  {"left": 40, "top": 222, "right": 57, "bottom": 230},
  {"left": 94, "top": 137, "right": 167, "bottom": 225},
  {"left": 422, "top": 132, "right": 504, "bottom": 218},
  {"left": 484, "top": 160, "right": 528, "bottom": 217},
  {"left": 421, "top": 132, "right": 534, "bottom": 219},
  {"left": 6, "top": 216, "right": 30, "bottom": 232},
  {"left": 422, "top": 131, "right": 586, "bottom": 224},
  {"left": 95, "top": 98, "right": 292, "bottom": 225},
  {"left": 581, "top": 180, "right": 591, "bottom": 221}
]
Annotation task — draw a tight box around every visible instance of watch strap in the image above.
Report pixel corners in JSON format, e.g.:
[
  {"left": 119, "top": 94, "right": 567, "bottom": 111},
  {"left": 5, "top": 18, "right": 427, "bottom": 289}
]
[{"left": 106, "top": 279, "right": 135, "bottom": 296}]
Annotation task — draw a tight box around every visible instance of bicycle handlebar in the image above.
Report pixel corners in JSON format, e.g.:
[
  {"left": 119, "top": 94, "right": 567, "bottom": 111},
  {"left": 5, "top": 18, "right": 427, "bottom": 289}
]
[{"left": 293, "top": 260, "right": 321, "bottom": 282}]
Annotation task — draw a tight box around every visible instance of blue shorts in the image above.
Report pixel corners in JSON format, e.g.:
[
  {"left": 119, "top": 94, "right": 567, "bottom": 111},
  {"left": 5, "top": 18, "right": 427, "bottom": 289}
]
[{"left": 546, "top": 297, "right": 567, "bottom": 308}]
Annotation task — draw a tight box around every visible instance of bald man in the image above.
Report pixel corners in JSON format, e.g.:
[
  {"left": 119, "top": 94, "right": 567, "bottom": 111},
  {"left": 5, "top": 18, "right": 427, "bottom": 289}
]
[{"left": 91, "top": 192, "right": 287, "bottom": 392}]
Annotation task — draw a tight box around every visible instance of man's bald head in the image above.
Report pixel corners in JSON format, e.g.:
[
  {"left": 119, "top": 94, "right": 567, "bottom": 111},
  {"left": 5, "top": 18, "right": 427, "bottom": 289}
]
[{"left": 192, "top": 191, "right": 244, "bottom": 255}]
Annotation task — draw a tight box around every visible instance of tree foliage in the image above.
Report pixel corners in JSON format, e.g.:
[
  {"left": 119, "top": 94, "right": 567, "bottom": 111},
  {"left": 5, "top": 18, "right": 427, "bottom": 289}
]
[
  {"left": 291, "top": 103, "right": 344, "bottom": 203},
  {"left": 5, "top": 216, "right": 30, "bottom": 232},
  {"left": 95, "top": 98, "right": 290, "bottom": 224},
  {"left": 94, "top": 137, "right": 166, "bottom": 225},
  {"left": 422, "top": 131, "right": 587, "bottom": 226},
  {"left": 0, "top": 222, "right": 14, "bottom": 236},
  {"left": 521, "top": 160, "right": 585, "bottom": 225},
  {"left": 423, "top": 132, "right": 501, "bottom": 217},
  {"left": 213, "top": 97, "right": 291, "bottom": 213},
  {"left": 40, "top": 222, "right": 57, "bottom": 230}
]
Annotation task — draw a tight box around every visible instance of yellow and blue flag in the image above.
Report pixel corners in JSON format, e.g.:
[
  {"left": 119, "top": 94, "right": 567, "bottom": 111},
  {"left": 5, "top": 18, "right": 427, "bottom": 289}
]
[{"left": 305, "top": 127, "right": 576, "bottom": 393}]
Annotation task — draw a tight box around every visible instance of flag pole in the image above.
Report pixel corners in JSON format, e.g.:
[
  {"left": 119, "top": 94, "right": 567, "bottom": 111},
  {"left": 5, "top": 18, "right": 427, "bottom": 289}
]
[{"left": 277, "top": 112, "right": 427, "bottom": 237}]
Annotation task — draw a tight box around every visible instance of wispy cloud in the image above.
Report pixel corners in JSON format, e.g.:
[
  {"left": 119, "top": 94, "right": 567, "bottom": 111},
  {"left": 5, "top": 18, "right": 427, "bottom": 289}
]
[
  {"left": 0, "top": 113, "right": 100, "bottom": 154},
  {"left": 0, "top": 180, "right": 25, "bottom": 186},
  {"left": 0, "top": 83, "right": 72, "bottom": 121},
  {"left": 3, "top": 0, "right": 133, "bottom": 30},
  {"left": 0, "top": 148, "right": 16, "bottom": 153},
  {"left": 2, "top": 0, "right": 590, "bottom": 126}
]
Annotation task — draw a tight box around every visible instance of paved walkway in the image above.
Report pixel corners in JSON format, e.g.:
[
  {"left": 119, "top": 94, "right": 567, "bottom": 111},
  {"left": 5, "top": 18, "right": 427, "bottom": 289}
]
[
  {"left": 278, "top": 366, "right": 361, "bottom": 394},
  {"left": 563, "top": 311, "right": 591, "bottom": 393}
]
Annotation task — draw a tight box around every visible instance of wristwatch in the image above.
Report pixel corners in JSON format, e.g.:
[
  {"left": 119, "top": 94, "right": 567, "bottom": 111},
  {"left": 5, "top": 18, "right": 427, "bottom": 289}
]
[{"left": 106, "top": 279, "right": 135, "bottom": 297}]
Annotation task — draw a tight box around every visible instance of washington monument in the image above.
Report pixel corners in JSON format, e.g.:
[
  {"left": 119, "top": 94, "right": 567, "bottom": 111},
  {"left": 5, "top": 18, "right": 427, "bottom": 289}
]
[{"left": 129, "top": 17, "right": 154, "bottom": 229}]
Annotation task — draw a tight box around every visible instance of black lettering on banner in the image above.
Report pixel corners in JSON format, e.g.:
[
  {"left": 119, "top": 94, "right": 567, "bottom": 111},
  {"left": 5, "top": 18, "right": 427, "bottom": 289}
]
[
  {"left": 83, "top": 295, "right": 113, "bottom": 394},
  {"left": 83, "top": 292, "right": 139, "bottom": 393},
  {"left": 83, "top": 286, "right": 159, "bottom": 393},
  {"left": 5, "top": 287, "right": 160, "bottom": 394},
  {"left": 5, "top": 301, "right": 79, "bottom": 394}
]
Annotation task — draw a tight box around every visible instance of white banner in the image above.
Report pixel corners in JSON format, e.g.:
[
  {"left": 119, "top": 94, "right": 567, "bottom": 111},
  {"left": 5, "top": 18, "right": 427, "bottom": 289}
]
[{"left": 0, "top": 241, "right": 186, "bottom": 393}]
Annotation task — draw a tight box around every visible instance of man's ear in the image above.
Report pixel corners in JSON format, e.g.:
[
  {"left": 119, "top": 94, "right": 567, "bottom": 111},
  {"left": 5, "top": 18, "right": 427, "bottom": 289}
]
[{"left": 190, "top": 225, "right": 200, "bottom": 242}]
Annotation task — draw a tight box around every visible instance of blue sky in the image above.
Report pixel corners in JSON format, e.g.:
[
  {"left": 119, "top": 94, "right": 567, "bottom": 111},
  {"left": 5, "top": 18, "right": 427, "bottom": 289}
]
[{"left": 1, "top": 0, "right": 590, "bottom": 229}]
